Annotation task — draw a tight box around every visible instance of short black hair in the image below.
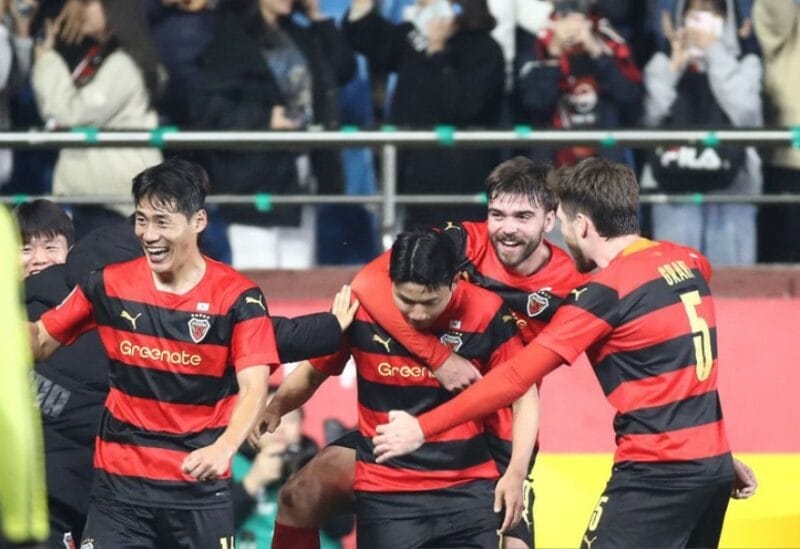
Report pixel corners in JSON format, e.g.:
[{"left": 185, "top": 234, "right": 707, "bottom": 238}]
[
  {"left": 132, "top": 158, "right": 210, "bottom": 217},
  {"left": 14, "top": 199, "right": 74, "bottom": 246},
  {"left": 389, "top": 229, "right": 459, "bottom": 290}
]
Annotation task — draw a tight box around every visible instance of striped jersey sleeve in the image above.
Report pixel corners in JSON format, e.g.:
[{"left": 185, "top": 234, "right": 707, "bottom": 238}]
[{"left": 228, "top": 287, "right": 280, "bottom": 372}]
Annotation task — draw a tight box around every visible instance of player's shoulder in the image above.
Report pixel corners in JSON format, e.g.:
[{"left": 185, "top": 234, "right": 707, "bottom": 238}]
[
  {"left": 455, "top": 280, "right": 506, "bottom": 321},
  {"left": 205, "top": 258, "right": 263, "bottom": 297}
]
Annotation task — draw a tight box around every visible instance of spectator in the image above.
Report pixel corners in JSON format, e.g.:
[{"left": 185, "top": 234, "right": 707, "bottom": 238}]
[
  {"left": 232, "top": 404, "right": 351, "bottom": 548},
  {"left": 31, "top": 0, "right": 164, "bottom": 239},
  {"left": 15, "top": 199, "right": 72, "bottom": 278},
  {"left": 514, "top": 0, "right": 642, "bottom": 167},
  {"left": 753, "top": 0, "right": 800, "bottom": 262},
  {"left": 344, "top": 0, "right": 505, "bottom": 229},
  {"left": 193, "top": 0, "right": 356, "bottom": 269},
  {"left": 641, "top": 0, "right": 762, "bottom": 265}
]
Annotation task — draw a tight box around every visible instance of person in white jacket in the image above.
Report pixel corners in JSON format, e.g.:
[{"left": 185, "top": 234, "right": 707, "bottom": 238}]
[
  {"left": 641, "top": 0, "right": 763, "bottom": 265},
  {"left": 31, "top": 0, "right": 164, "bottom": 238}
]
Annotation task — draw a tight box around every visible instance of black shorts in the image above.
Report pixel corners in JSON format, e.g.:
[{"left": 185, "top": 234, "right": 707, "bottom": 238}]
[
  {"left": 81, "top": 497, "right": 234, "bottom": 549},
  {"left": 329, "top": 429, "right": 360, "bottom": 450},
  {"left": 356, "top": 480, "right": 498, "bottom": 549},
  {"left": 579, "top": 473, "right": 733, "bottom": 549}
]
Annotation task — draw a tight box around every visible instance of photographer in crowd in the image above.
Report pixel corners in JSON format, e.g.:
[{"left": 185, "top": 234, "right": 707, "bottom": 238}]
[{"left": 231, "top": 399, "right": 353, "bottom": 549}]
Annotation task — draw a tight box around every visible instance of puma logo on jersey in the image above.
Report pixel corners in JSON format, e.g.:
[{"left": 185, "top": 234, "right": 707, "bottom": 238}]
[
  {"left": 583, "top": 535, "right": 598, "bottom": 549},
  {"left": 120, "top": 310, "right": 142, "bottom": 330},
  {"left": 372, "top": 334, "right": 392, "bottom": 353},
  {"left": 502, "top": 314, "right": 515, "bottom": 323},
  {"left": 443, "top": 221, "right": 460, "bottom": 231},
  {"left": 245, "top": 295, "right": 266, "bottom": 311},
  {"left": 571, "top": 287, "right": 589, "bottom": 301}
]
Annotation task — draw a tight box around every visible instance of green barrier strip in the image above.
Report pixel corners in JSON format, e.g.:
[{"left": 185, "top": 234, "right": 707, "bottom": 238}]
[
  {"left": 340, "top": 125, "right": 359, "bottom": 133},
  {"left": 600, "top": 133, "right": 617, "bottom": 147},
  {"left": 435, "top": 125, "right": 455, "bottom": 146},
  {"left": 149, "top": 126, "right": 179, "bottom": 148},
  {"left": 380, "top": 125, "right": 397, "bottom": 132},
  {"left": 254, "top": 194, "right": 272, "bottom": 212},
  {"left": 71, "top": 126, "right": 99, "bottom": 144},
  {"left": 478, "top": 192, "right": 488, "bottom": 204},
  {"left": 791, "top": 126, "right": 800, "bottom": 149},
  {"left": 514, "top": 125, "right": 532, "bottom": 138},
  {"left": 693, "top": 193, "right": 704, "bottom": 204},
  {"left": 12, "top": 194, "right": 28, "bottom": 206},
  {"left": 701, "top": 132, "right": 720, "bottom": 147}
]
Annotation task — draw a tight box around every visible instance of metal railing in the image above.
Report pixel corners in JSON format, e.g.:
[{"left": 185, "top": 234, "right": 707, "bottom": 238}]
[{"left": 2, "top": 128, "right": 799, "bottom": 240}]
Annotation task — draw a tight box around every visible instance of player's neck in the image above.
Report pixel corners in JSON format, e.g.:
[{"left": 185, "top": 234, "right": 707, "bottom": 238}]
[
  {"left": 511, "top": 240, "right": 551, "bottom": 277},
  {"left": 592, "top": 234, "right": 641, "bottom": 269},
  {"left": 151, "top": 253, "right": 207, "bottom": 295}
]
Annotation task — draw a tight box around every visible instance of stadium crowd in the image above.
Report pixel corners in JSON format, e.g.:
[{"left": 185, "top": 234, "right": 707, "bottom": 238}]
[{"left": 0, "top": 0, "right": 799, "bottom": 266}]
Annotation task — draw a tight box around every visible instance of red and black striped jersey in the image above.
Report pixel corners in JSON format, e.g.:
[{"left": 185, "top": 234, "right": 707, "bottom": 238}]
[
  {"left": 311, "top": 280, "right": 523, "bottom": 494},
  {"left": 537, "top": 239, "right": 732, "bottom": 483},
  {"left": 445, "top": 220, "right": 589, "bottom": 343},
  {"left": 40, "top": 257, "right": 279, "bottom": 509}
]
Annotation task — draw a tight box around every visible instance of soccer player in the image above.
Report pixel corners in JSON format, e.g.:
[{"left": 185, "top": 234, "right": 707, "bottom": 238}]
[
  {"left": 372, "top": 158, "right": 743, "bottom": 548},
  {"left": 265, "top": 229, "right": 539, "bottom": 548},
  {"left": 27, "top": 158, "right": 279, "bottom": 548},
  {"left": 16, "top": 199, "right": 74, "bottom": 278},
  {"left": 0, "top": 206, "right": 49, "bottom": 547}
]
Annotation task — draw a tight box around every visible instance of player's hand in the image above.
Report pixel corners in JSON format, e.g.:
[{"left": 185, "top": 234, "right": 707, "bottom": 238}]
[
  {"left": 494, "top": 468, "right": 525, "bottom": 533},
  {"left": 372, "top": 410, "right": 425, "bottom": 463},
  {"left": 731, "top": 458, "right": 757, "bottom": 499},
  {"left": 247, "top": 408, "right": 281, "bottom": 448},
  {"left": 433, "top": 352, "right": 482, "bottom": 392},
  {"left": 181, "top": 442, "right": 235, "bottom": 481},
  {"left": 331, "top": 284, "right": 359, "bottom": 332}
]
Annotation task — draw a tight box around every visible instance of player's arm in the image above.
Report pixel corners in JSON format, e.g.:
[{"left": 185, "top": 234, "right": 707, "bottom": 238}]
[
  {"left": 263, "top": 361, "right": 331, "bottom": 432},
  {"left": 28, "top": 319, "right": 62, "bottom": 362},
  {"left": 373, "top": 341, "right": 562, "bottom": 462},
  {"left": 495, "top": 384, "right": 539, "bottom": 533},
  {"left": 182, "top": 365, "right": 270, "bottom": 481},
  {"left": 352, "top": 254, "right": 480, "bottom": 391}
]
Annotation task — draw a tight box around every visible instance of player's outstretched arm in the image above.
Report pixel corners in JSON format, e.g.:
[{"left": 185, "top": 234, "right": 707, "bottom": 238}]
[
  {"left": 182, "top": 364, "right": 270, "bottom": 481},
  {"left": 29, "top": 319, "right": 61, "bottom": 362},
  {"left": 373, "top": 341, "right": 562, "bottom": 462},
  {"left": 495, "top": 384, "right": 540, "bottom": 533},
  {"left": 352, "top": 254, "right": 481, "bottom": 391}
]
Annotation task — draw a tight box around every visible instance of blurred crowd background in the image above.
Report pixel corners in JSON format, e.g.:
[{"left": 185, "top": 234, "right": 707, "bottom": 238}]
[{"left": 1, "top": 0, "right": 799, "bottom": 268}]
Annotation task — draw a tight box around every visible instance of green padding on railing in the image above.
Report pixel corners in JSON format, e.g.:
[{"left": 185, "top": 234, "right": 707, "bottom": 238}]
[
  {"left": 701, "top": 132, "right": 720, "bottom": 147},
  {"left": 479, "top": 192, "right": 488, "bottom": 204},
  {"left": 149, "top": 126, "right": 179, "bottom": 148},
  {"left": 600, "top": 133, "right": 617, "bottom": 147},
  {"left": 340, "top": 125, "right": 359, "bottom": 133},
  {"left": 380, "top": 125, "right": 397, "bottom": 132},
  {"left": 791, "top": 126, "right": 800, "bottom": 149},
  {"left": 693, "top": 193, "right": 704, "bottom": 204},
  {"left": 71, "top": 126, "right": 99, "bottom": 144},
  {"left": 12, "top": 194, "right": 28, "bottom": 206},
  {"left": 514, "top": 125, "right": 532, "bottom": 137},
  {"left": 254, "top": 194, "right": 272, "bottom": 212},
  {"left": 435, "top": 125, "right": 455, "bottom": 146}
]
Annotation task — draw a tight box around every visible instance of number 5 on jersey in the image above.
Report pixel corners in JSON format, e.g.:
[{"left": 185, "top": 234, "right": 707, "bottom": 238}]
[{"left": 679, "top": 290, "right": 713, "bottom": 381}]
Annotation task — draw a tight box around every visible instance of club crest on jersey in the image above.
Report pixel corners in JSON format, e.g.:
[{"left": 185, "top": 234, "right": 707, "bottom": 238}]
[
  {"left": 526, "top": 289, "right": 552, "bottom": 317},
  {"left": 440, "top": 333, "right": 463, "bottom": 352},
  {"left": 188, "top": 314, "right": 211, "bottom": 343}
]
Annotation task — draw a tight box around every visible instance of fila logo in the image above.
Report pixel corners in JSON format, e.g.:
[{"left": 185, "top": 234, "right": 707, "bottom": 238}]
[
  {"left": 245, "top": 295, "right": 266, "bottom": 311},
  {"left": 120, "top": 310, "right": 142, "bottom": 330},
  {"left": 571, "top": 287, "right": 589, "bottom": 301},
  {"left": 188, "top": 314, "right": 211, "bottom": 343},
  {"left": 372, "top": 334, "right": 392, "bottom": 353}
]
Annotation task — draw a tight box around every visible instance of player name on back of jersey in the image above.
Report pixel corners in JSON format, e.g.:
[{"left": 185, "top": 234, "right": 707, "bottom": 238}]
[{"left": 658, "top": 260, "right": 696, "bottom": 286}]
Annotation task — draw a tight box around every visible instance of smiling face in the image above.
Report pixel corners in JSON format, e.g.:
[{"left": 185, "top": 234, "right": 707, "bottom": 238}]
[
  {"left": 21, "top": 233, "right": 70, "bottom": 278},
  {"left": 134, "top": 197, "right": 206, "bottom": 278},
  {"left": 391, "top": 280, "right": 454, "bottom": 330},
  {"left": 487, "top": 192, "right": 555, "bottom": 273}
]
